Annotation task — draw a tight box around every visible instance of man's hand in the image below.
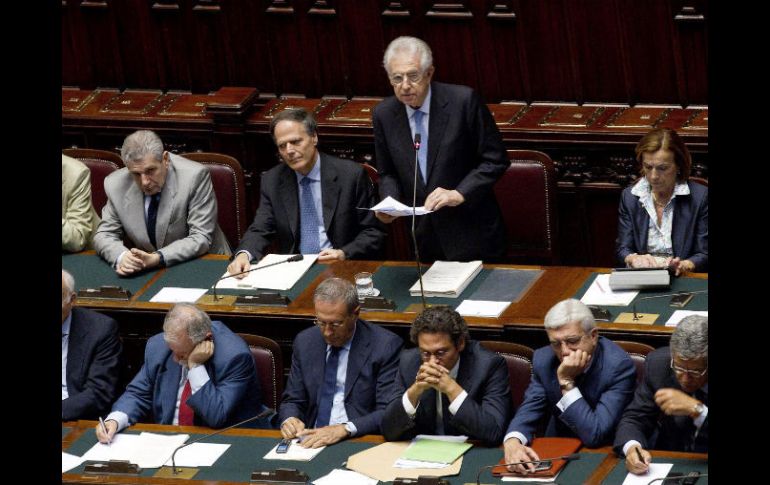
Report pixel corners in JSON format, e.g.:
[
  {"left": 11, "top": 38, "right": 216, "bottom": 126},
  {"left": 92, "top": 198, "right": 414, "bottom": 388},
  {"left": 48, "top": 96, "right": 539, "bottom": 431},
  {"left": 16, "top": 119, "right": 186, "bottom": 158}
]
[
  {"left": 667, "top": 257, "right": 695, "bottom": 276},
  {"left": 424, "top": 188, "right": 464, "bottom": 211},
  {"left": 296, "top": 424, "right": 349, "bottom": 448},
  {"left": 625, "top": 444, "right": 651, "bottom": 475},
  {"left": 556, "top": 349, "right": 591, "bottom": 385},
  {"left": 280, "top": 417, "right": 306, "bottom": 439},
  {"left": 116, "top": 250, "right": 144, "bottom": 275},
  {"left": 406, "top": 361, "right": 438, "bottom": 406},
  {"left": 503, "top": 437, "right": 541, "bottom": 474},
  {"left": 131, "top": 248, "right": 161, "bottom": 269},
  {"left": 654, "top": 388, "right": 700, "bottom": 416},
  {"left": 95, "top": 419, "right": 118, "bottom": 444},
  {"left": 187, "top": 339, "right": 214, "bottom": 368},
  {"left": 375, "top": 211, "right": 398, "bottom": 223},
  {"left": 227, "top": 253, "right": 251, "bottom": 279},
  {"left": 317, "top": 248, "right": 346, "bottom": 263},
  {"left": 420, "top": 361, "right": 463, "bottom": 401},
  {"left": 626, "top": 253, "right": 662, "bottom": 269}
]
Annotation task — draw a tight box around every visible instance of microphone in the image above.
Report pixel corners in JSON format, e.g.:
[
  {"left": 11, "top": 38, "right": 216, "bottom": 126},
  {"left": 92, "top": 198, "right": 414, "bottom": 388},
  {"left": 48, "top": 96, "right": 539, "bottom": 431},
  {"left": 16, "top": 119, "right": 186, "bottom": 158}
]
[
  {"left": 212, "top": 254, "right": 304, "bottom": 300},
  {"left": 646, "top": 473, "right": 708, "bottom": 485},
  {"left": 631, "top": 290, "right": 707, "bottom": 321},
  {"left": 411, "top": 132, "right": 427, "bottom": 309},
  {"left": 169, "top": 407, "right": 275, "bottom": 474},
  {"left": 475, "top": 453, "right": 580, "bottom": 485}
]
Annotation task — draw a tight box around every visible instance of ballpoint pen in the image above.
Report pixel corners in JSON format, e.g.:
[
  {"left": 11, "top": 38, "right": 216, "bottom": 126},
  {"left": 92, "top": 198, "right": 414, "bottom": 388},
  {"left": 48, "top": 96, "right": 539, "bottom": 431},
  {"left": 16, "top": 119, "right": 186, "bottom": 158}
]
[{"left": 99, "top": 416, "right": 112, "bottom": 445}]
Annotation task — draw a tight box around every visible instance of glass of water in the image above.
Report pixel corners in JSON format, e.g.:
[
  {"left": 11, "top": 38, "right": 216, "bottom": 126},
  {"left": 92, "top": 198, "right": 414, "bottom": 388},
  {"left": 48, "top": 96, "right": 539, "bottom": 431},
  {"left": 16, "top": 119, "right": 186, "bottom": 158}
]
[{"left": 354, "top": 272, "right": 374, "bottom": 298}]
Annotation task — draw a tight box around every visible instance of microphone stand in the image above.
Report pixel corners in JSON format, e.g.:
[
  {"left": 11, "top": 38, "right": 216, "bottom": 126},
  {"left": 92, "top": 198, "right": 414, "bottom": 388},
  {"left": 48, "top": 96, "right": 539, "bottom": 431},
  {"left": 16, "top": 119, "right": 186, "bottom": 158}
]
[
  {"left": 211, "top": 254, "right": 303, "bottom": 303},
  {"left": 412, "top": 133, "right": 427, "bottom": 310},
  {"left": 632, "top": 290, "right": 708, "bottom": 321},
  {"left": 647, "top": 473, "right": 708, "bottom": 485},
  {"left": 475, "top": 453, "right": 581, "bottom": 485}
]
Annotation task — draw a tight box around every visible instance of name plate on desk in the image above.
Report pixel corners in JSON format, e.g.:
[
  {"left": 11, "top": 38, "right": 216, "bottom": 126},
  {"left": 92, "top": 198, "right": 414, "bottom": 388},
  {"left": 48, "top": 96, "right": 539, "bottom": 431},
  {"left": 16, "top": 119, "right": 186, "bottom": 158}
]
[
  {"left": 394, "top": 477, "right": 450, "bottom": 485},
  {"left": 235, "top": 292, "right": 290, "bottom": 307},
  {"left": 77, "top": 286, "right": 132, "bottom": 301},
  {"left": 360, "top": 296, "right": 396, "bottom": 311},
  {"left": 251, "top": 468, "right": 309, "bottom": 484},
  {"left": 84, "top": 460, "right": 142, "bottom": 476}
]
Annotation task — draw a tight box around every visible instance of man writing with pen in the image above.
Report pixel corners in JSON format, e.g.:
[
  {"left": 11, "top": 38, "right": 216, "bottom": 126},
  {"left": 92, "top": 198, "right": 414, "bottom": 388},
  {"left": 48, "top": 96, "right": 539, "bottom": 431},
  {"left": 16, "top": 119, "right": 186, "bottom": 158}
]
[{"left": 96, "top": 303, "right": 269, "bottom": 443}]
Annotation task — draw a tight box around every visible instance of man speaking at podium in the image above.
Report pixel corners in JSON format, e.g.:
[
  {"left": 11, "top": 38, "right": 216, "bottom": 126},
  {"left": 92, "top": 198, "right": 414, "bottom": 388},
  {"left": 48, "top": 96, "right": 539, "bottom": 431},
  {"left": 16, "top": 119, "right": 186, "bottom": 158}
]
[{"left": 372, "top": 36, "right": 509, "bottom": 262}]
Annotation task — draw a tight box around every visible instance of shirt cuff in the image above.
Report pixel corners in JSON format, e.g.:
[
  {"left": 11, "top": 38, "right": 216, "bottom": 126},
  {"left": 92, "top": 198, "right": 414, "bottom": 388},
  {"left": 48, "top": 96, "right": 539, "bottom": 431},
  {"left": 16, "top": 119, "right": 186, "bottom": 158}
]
[
  {"left": 345, "top": 422, "right": 357, "bottom": 436},
  {"left": 556, "top": 387, "right": 583, "bottom": 412},
  {"left": 187, "top": 365, "right": 210, "bottom": 392},
  {"left": 402, "top": 391, "right": 418, "bottom": 417},
  {"left": 448, "top": 390, "right": 468, "bottom": 415},
  {"left": 155, "top": 250, "right": 166, "bottom": 267},
  {"left": 622, "top": 440, "right": 643, "bottom": 456},
  {"left": 106, "top": 411, "right": 130, "bottom": 432},
  {"left": 235, "top": 250, "right": 253, "bottom": 262},
  {"left": 115, "top": 250, "right": 128, "bottom": 269},
  {"left": 693, "top": 404, "right": 708, "bottom": 428},
  {"left": 504, "top": 431, "right": 528, "bottom": 446}
]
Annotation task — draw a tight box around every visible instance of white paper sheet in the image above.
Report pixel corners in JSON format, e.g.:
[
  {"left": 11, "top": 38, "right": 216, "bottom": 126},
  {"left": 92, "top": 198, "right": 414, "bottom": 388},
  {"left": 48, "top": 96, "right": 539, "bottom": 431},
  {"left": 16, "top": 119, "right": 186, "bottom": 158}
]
[
  {"left": 665, "top": 310, "right": 708, "bottom": 327},
  {"left": 409, "top": 261, "right": 483, "bottom": 297},
  {"left": 580, "top": 274, "right": 639, "bottom": 306},
  {"left": 81, "top": 432, "right": 189, "bottom": 469},
  {"left": 263, "top": 438, "right": 325, "bottom": 461},
  {"left": 81, "top": 433, "right": 143, "bottom": 462},
  {"left": 162, "top": 442, "right": 231, "bottom": 467},
  {"left": 366, "top": 196, "right": 432, "bottom": 217},
  {"left": 62, "top": 452, "right": 86, "bottom": 473},
  {"left": 149, "top": 287, "right": 209, "bottom": 303},
  {"left": 216, "top": 253, "right": 318, "bottom": 291},
  {"left": 456, "top": 300, "right": 510, "bottom": 317},
  {"left": 621, "top": 463, "right": 673, "bottom": 485},
  {"left": 313, "top": 468, "right": 379, "bottom": 485}
]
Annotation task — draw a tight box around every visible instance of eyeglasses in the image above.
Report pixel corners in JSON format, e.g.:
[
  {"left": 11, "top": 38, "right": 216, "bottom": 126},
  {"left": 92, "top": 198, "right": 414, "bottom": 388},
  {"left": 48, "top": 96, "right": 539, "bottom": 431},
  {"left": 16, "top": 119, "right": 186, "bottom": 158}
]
[
  {"left": 314, "top": 318, "right": 347, "bottom": 329},
  {"left": 420, "top": 349, "right": 450, "bottom": 361},
  {"left": 389, "top": 71, "right": 425, "bottom": 86},
  {"left": 549, "top": 334, "right": 586, "bottom": 348},
  {"left": 670, "top": 359, "right": 708, "bottom": 377}
]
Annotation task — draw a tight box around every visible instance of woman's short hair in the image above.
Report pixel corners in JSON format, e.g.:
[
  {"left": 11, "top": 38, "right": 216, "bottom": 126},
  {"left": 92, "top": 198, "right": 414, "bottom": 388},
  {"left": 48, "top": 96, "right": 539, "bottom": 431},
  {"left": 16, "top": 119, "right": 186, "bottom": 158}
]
[{"left": 635, "top": 128, "right": 692, "bottom": 182}]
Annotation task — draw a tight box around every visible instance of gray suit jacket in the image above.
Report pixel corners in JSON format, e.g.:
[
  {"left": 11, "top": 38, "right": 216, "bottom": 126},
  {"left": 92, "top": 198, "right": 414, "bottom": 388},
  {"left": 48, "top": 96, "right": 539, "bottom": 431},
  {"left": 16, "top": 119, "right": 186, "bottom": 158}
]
[{"left": 94, "top": 153, "right": 230, "bottom": 266}]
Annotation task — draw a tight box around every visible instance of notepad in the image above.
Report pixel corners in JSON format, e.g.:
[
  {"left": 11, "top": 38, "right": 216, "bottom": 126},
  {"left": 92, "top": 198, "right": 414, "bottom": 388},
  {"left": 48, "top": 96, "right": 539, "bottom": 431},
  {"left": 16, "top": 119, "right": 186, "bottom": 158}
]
[
  {"left": 409, "top": 260, "right": 483, "bottom": 298},
  {"left": 400, "top": 438, "right": 472, "bottom": 464}
]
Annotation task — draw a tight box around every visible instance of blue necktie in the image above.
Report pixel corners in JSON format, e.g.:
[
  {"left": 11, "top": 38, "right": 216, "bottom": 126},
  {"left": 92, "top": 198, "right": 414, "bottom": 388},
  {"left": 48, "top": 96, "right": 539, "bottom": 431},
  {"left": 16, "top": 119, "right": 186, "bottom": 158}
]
[
  {"left": 298, "top": 177, "right": 321, "bottom": 254},
  {"left": 413, "top": 109, "right": 428, "bottom": 182},
  {"left": 315, "top": 346, "right": 341, "bottom": 428},
  {"left": 146, "top": 193, "right": 161, "bottom": 248}
]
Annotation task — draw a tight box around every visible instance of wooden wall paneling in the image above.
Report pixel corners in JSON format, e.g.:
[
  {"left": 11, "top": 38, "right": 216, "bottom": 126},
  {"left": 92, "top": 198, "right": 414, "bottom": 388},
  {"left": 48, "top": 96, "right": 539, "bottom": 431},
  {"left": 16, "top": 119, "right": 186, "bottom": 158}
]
[
  {"left": 423, "top": 5, "right": 480, "bottom": 93},
  {"left": 64, "top": 2, "right": 125, "bottom": 89},
  {"left": 485, "top": 0, "right": 527, "bottom": 102},
  {"left": 339, "top": 1, "right": 389, "bottom": 97},
  {"left": 109, "top": 1, "right": 165, "bottom": 89},
  {"left": 307, "top": 5, "right": 349, "bottom": 97},
  {"left": 264, "top": 4, "right": 316, "bottom": 97},
  {"left": 149, "top": 2, "right": 193, "bottom": 91},
  {"left": 670, "top": 1, "right": 708, "bottom": 105},
  {"left": 185, "top": 0, "right": 232, "bottom": 92}
]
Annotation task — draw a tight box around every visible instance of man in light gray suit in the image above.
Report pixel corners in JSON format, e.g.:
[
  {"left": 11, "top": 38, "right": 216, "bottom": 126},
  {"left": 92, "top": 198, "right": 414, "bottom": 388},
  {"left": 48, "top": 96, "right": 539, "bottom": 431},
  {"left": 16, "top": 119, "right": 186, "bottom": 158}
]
[{"left": 93, "top": 130, "right": 230, "bottom": 275}]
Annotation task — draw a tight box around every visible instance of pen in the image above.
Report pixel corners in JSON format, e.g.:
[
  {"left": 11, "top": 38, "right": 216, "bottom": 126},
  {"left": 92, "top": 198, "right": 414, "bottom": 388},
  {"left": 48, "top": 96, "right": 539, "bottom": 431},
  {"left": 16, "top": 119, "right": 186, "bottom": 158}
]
[
  {"left": 635, "top": 446, "right": 646, "bottom": 465},
  {"left": 99, "top": 416, "right": 111, "bottom": 445}
]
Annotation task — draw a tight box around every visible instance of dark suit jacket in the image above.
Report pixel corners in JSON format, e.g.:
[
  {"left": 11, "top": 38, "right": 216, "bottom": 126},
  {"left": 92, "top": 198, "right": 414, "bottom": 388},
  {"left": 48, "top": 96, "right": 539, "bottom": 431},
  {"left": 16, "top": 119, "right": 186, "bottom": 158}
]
[
  {"left": 616, "top": 181, "right": 708, "bottom": 271},
  {"left": 506, "top": 337, "right": 636, "bottom": 448},
  {"left": 381, "top": 340, "right": 511, "bottom": 445},
  {"left": 614, "top": 347, "right": 708, "bottom": 453},
  {"left": 372, "top": 82, "right": 508, "bottom": 261},
  {"left": 278, "top": 319, "right": 402, "bottom": 436},
  {"left": 235, "top": 152, "right": 385, "bottom": 261},
  {"left": 112, "top": 321, "right": 266, "bottom": 429},
  {"left": 62, "top": 307, "right": 122, "bottom": 421}
]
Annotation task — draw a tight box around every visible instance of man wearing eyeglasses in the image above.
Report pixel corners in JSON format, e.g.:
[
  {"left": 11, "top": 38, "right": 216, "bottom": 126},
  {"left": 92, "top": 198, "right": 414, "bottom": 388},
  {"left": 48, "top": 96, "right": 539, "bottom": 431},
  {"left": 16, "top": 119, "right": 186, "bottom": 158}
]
[
  {"left": 615, "top": 315, "right": 708, "bottom": 474},
  {"left": 278, "top": 278, "right": 402, "bottom": 448},
  {"left": 372, "top": 36, "right": 509, "bottom": 262},
  {"left": 381, "top": 306, "right": 512, "bottom": 445},
  {"left": 503, "top": 299, "right": 636, "bottom": 474}
]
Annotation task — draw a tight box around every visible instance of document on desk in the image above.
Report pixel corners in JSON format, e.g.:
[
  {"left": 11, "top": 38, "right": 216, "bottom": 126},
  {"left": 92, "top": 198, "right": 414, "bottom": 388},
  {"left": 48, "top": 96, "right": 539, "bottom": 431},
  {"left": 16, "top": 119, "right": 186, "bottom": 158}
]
[
  {"left": 621, "top": 463, "right": 673, "bottom": 485},
  {"left": 81, "top": 432, "right": 189, "bottom": 469},
  {"left": 456, "top": 300, "right": 510, "bottom": 317},
  {"left": 263, "top": 438, "right": 325, "bottom": 461},
  {"left": 313, "top": 469, "right": 378, "bottom": 485},
  {"left": 409, "top": 260, "right": 483, "bottom": 298},
  {"left": 366, "top": 196, "right": 433, "bottom": 217},
  {"left": 580, "top": 274, "right": 638, "bottom": 306},
  {"left": 395, "top": 435, "right": 472, "bottom": 468},
  {"left": 62, "top": 452, "right": 86, "bottom": 473},
  {"left": 217, "top": 253, "right": 318, "bottom": 291},
  {"left": 162, "top": 443, "right": 231, "bottom": 467},
  {"left": 666, "top": 310, "right": 708, "bottom": 327},
  {"left": 150, "top": 287, "right": 209, "bottom": 303}
]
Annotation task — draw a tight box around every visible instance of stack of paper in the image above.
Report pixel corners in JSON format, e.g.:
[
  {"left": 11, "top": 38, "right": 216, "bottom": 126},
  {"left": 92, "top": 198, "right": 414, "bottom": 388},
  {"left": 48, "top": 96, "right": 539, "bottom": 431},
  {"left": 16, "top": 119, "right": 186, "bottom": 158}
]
[
  {"left": 81, "top": 432, "right": 190, "bottom": 469},
  {"left": 609, "top": 269, "right": 670, "bottom": 291},
  {"left": 409, "top": 260, "right": 483, "bottom": 298},
  {"left": 217, "top": 254, "right": 318, "bottom": 291},
  {"left": 394, "top": 435, "right": 472, "bottom": 469},
  {"left": 580, "top": 274, "right": 639, "bottom": 306}
]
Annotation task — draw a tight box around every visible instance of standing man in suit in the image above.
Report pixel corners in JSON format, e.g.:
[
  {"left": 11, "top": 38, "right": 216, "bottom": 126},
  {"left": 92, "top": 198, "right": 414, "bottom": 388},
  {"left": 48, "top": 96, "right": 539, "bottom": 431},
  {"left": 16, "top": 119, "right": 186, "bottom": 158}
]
[
  {"left": 96, "top": 303, "right": 267, "bottom": 442},
  {"left": 503, "top": 299, "right": 636, "bottom": 473},
  {"left": 372, "top": 36, "right": 509, "bottom": 262},
  {"left": 227, "top": 109, "right": 385, "bottom": 277},
  {"left": 62, "top": 154, "right": 100, "bottom": 252},
  {"left": 381, "top": 306, "right": 511, "bottom": 445},
  {"left": 93, "top": 130, "right": 230, "bottom": 275},
  {"left": 279, "top": 278, "right": 402, "bottom": 448},
  {"left": 62, "top": 269, "right": 122, "bottom": 421},
  {"left": 615, "top": 315, "right": 708, "bottom": 475}
]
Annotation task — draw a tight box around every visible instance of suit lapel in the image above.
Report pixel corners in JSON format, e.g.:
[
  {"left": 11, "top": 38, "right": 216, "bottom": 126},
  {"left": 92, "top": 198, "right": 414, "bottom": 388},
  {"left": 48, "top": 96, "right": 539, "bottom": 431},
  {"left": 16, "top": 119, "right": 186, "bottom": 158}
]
[
  {"left": 278, "top": 167, "right": 300, "bottom": 249},
  {"left": 124, "top": 181, "right": 150, "bottom": 247},
  {"left": 154, "top": 160, "right": 178, "bottom": 249},
  {"left": 671, "top": 192, "right": 690, "bottom": 258},
  {"left": 66, "top": 311, "right": 86, "bottom": 389},
  {"left": 426, "top": 84, "right": 448, "bottom": 186},
  {"left": 634, "top": 199, "right": 650, "bottom": 253},
  {"left": 344, "top": 321, "right": 371, "bottom": 400},
  {"left": 320, "top": 155, "right": 340, "bottom": 235},
  {"left": 158, "top": 355, "right": 181, "bottom": 424},
  {"left": 308, "top": 331, "right": 328, "bottom": 419}
]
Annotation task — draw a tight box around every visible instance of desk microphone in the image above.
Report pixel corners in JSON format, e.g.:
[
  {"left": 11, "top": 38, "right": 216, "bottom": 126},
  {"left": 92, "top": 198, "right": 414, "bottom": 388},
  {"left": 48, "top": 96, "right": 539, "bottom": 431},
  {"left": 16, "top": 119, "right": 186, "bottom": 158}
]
[
  {"left": 212, "top": 254, "right": 304, "bottom": 300},
  {"left": 646, "top": 472, "right": 708, "bottom": 485},
  {"left": 631, "top": 290, "right": 708, "bottom": 321},
  {"left": 411, "top": 132, "right": 427, "bottom": 309},
  {"left": 169, "top": 407, "right": 275, "bottom": 474},
  {"left": 475, "top": 453, "right": 580, "bottom": 485}
]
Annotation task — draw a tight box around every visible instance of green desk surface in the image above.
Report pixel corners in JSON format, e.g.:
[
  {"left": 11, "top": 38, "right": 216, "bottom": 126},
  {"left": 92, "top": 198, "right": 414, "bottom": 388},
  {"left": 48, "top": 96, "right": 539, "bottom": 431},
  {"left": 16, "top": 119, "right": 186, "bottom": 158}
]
[
  {"left": 62, "top": 253, "right": 160, "bottom": 297},
  {"left": 575, "top": 273, "right": 708, "bottom": 325},
  {"left": 63, "top": 427, "right": 608, "bottom": 484},
  {"left": 602, "top": 456, "right": 708, "bottom": 484}
]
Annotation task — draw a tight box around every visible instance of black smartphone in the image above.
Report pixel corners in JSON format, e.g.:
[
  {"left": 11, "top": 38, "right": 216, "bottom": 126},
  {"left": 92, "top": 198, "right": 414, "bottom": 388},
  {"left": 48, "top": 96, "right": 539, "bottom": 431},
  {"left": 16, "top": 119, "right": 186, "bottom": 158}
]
[
  {"left": 681, "top": 471, "right": 701, "bottom": 485},
  {"left": 588, "top": 306, "right": 611, "bottom": 321},
  {"left": 275, "top": 438, "right": 292, "bottom": 454},
  {"left": 532, "top": 460, "right": 552, "bottom": 472},
  {"left": 669, "top": 293, "right": 694, "bottom": 308}
]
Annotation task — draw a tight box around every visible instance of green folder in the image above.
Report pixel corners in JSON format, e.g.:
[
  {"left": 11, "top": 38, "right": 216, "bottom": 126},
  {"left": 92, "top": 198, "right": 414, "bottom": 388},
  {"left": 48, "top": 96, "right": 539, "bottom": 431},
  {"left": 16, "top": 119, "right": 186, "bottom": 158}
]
[{"left": 401, "top": 439, "right": 473, "bottom": 464}]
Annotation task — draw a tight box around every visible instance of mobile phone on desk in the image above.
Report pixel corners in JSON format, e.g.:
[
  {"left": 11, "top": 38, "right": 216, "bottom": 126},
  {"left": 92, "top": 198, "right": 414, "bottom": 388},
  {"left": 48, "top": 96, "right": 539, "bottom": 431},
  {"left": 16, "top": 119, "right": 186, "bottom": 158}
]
[
  {"left": 533, "top": 460, "right": 552, "bottom": 472},
  {"left": 669, "top": 293, "right": 694, "bottom": 308},
  {"left": 276, "top": 438, "right": 292, "bottom": 454}
]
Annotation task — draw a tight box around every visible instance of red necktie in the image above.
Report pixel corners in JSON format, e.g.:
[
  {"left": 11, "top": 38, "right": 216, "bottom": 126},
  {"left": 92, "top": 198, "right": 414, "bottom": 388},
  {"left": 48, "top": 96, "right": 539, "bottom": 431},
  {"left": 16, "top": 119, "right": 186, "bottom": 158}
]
[{"left": 178, "top": 379, "right": 194, "bottom": 426}]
